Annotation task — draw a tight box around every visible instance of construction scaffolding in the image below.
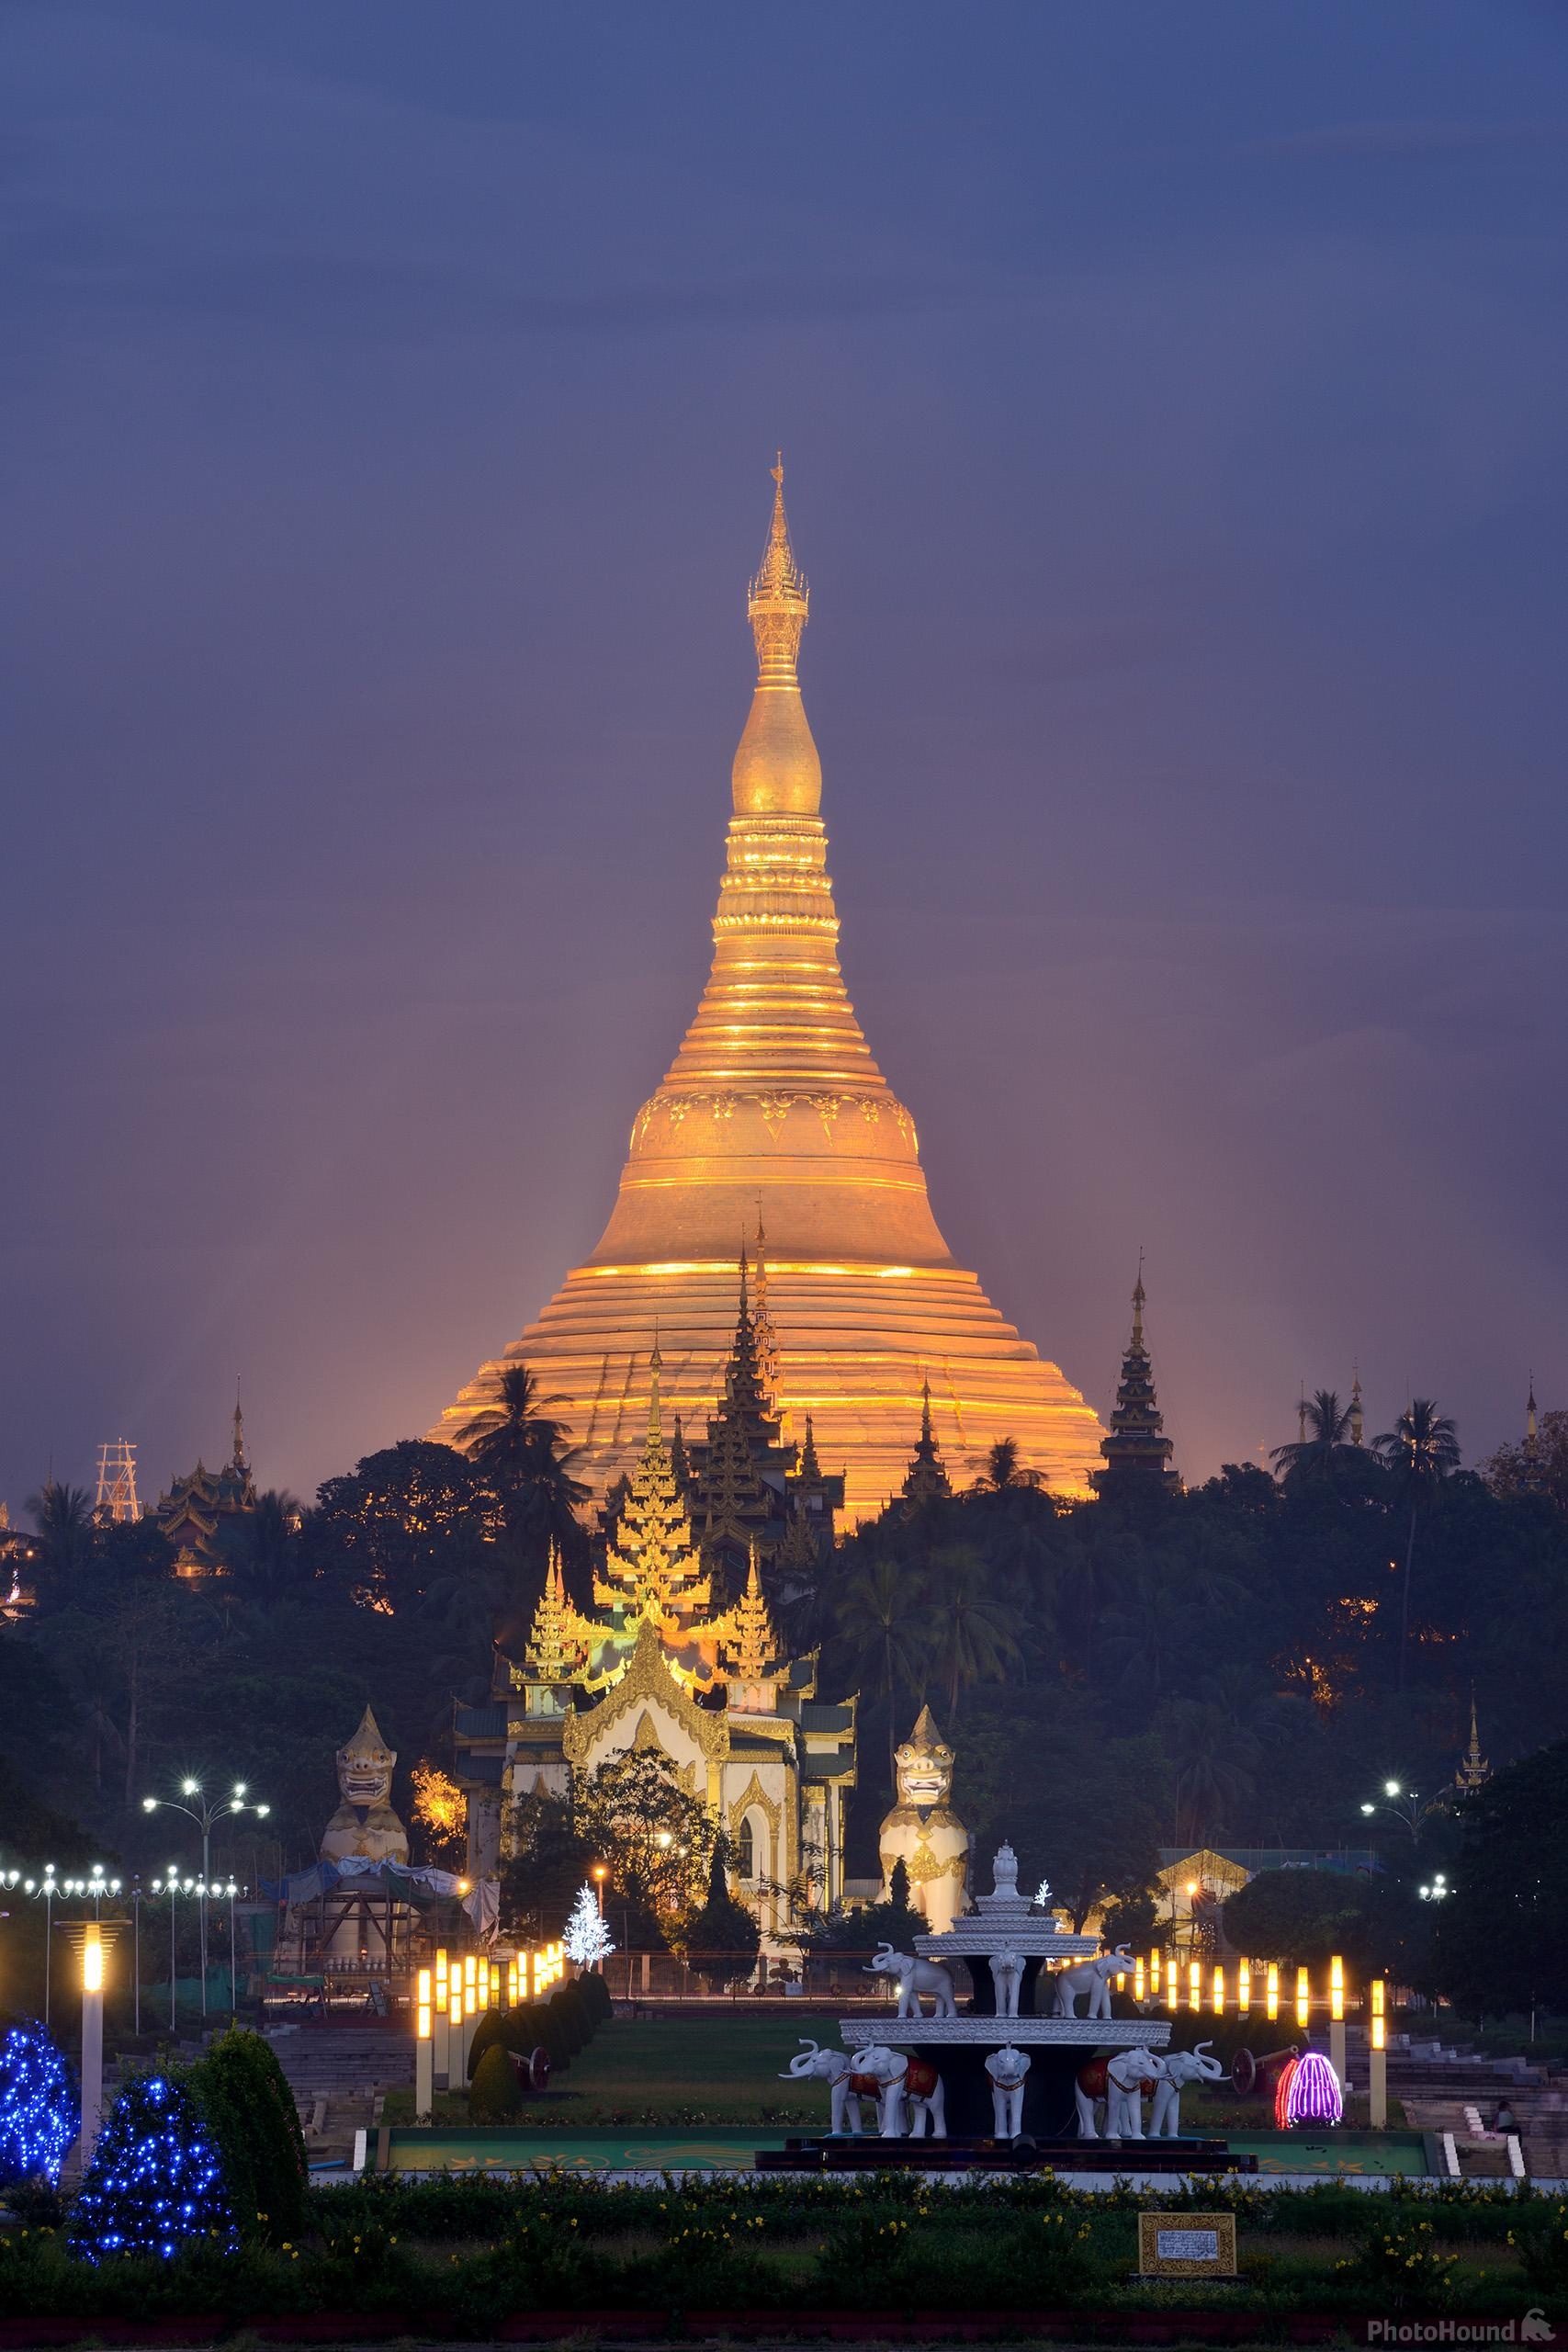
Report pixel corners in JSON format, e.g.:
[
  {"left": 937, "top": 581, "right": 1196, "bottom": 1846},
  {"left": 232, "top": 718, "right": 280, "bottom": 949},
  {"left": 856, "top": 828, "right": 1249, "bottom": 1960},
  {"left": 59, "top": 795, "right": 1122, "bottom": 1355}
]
[{"left": 93, "top": 1440, "right": 141, "bottom": 1523}]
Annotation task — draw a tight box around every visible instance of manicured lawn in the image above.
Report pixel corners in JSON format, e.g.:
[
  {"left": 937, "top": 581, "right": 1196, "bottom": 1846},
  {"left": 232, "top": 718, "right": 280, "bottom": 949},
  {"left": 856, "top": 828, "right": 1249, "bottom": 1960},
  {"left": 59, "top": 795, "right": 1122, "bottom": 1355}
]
[{"left": 384, "top": 2012, "right": 824, "bottom": 2127}]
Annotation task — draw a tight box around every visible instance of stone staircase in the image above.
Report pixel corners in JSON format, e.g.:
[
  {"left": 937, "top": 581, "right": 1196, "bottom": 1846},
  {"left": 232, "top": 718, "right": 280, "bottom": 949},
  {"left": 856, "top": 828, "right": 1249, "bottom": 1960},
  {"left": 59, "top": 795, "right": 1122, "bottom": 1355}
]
[
  {"left": 263, "top": 2024, "right": 413, "bottom": 2165},
  {"left": 1322, "top": 2027, "right": 1566, "bottom": 2181}
]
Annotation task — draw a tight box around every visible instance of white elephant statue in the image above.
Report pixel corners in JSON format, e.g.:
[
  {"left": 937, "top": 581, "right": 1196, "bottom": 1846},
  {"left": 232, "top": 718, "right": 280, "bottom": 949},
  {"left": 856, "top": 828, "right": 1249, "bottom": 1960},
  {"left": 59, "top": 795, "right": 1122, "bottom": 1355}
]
[
  {"left": 780, "top": 2039, "right": 863, "bottom": 2133},
  {"left": 848, "top": 2042, "right": 914, "bottom": 2137},
  {"left": 1053, "top": 1945, "right": 1134, "bottom": 2020},
  {"left": 1105, "top": 2046, "right": 1164, "bottom": 2139},
  {"left": 1074, "top": 2048, "right": 1164, "bottom": 2139},
  {"left": 902, "top": 2055, "right": 946, "bottom": 2139},
  {"left": 1146, "top": 2040, "right": 1225, "bottom": 2137},
  {"left": 864, "top": 1941, "right": 958, "bottom": 2020},
  {"left": 986, "top": 2043, "right": 1031, "bottom": 2137},
  {"left": 989, "top": 1945, "right": 1024, "bottom": 2019}
]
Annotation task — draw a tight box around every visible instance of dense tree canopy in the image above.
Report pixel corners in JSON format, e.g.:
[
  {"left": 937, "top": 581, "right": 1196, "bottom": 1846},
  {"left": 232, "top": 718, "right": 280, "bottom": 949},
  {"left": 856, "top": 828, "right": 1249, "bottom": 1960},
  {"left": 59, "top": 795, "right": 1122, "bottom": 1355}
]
[{"left": 3, "top": 1383, "right": 1566, "bottom": 2003}]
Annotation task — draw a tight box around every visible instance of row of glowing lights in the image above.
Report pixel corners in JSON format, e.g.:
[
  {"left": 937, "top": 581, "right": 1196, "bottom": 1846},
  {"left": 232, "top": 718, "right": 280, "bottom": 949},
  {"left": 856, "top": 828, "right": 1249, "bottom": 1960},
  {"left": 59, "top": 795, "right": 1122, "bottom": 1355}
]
[
  {"left": 413, "top": 1943, "right": 566, "bottom": 2039},
  {"left": 1127, "top": 1952, "right": 1390, "bottom": 2042}
]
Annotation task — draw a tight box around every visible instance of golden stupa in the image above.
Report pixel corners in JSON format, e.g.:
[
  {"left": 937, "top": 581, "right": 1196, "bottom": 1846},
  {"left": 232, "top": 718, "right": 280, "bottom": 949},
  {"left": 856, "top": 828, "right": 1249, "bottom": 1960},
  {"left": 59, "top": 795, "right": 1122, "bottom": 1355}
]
[{"left": 433, "top": 463, "right": 1102, "bottom": 1517}]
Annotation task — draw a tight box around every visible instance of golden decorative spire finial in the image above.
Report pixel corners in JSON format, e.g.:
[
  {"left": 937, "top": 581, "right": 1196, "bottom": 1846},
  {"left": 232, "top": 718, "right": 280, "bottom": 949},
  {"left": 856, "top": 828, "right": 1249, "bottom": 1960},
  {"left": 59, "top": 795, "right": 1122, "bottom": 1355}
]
[
  {"left": 1130, "top": 1252, "right": 1145, "bottom": 1353},
  {"left": 648, "top": 1337, "right": 663, "bottom": 1440},
  {"left": 745, "top": 455, "right": 810, "bottom": 681}
]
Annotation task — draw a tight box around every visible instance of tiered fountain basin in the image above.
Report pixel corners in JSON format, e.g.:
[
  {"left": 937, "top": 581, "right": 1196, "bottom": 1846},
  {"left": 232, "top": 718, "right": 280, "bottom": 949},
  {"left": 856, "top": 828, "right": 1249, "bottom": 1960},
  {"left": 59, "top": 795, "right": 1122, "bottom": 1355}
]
[{"left": 761, "top": 1846, "right": 1255, "bottom": 2169}]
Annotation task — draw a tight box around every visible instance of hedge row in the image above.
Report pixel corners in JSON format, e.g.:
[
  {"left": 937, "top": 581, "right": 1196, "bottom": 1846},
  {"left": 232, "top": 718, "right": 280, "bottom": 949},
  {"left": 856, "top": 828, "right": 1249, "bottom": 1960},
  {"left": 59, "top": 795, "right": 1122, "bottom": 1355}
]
[
  {"left": 0, "top": 2178, "right": 1562, "bottom": 2323},
  {"left": 467, "top": 1970, "right": 614, "bottom": 2121}
]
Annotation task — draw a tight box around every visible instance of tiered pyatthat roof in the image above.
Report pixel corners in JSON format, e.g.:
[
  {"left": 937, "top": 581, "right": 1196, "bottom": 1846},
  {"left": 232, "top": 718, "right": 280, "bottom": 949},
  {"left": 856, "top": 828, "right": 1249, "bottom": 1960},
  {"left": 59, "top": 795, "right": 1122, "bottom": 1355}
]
[
  {"left": 509, "top": 1343, "right": 819, "bottom": 1713},
  {"left": 1092, "top": 1264, "right": 1179, "bottom": 1498},
  {"left": 682, "top": 1250, "right": 841, "bottom": 1580},
  {"left": 523, "top": 1544, "right": 601, "bottom": 1686},
  {"left": 593, "top": 1349, "right": 711, "bottom": 1633},
  {"left": 706, "top": 1546, "right": 787, "bottom": 1694},
  {"left": 155, "top": 1400, "right": 260, "bottom": 1576},
  {"left": 1455, "top": 1690, "right": 1491, "bottom": 1793},
  {"left": 900, "top": 1378, "right": 953, "bottom": 1511}
]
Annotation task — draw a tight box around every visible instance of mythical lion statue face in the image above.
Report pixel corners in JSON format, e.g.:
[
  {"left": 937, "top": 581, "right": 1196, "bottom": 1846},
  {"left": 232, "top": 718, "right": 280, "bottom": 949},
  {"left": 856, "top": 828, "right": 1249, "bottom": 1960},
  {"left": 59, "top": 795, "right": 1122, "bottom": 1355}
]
[
  {"left": 894, "top": 1711, "right": 954, "bottom": 1808},
  {"left": 336, "top": 1706, "right": 396, "bottom": 1809}
]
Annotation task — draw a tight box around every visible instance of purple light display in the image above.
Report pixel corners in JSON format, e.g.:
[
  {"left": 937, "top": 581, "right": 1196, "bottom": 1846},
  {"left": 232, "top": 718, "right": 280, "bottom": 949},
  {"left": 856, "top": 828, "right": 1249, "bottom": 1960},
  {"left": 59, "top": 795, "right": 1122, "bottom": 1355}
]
[{"left": 1284, "top": 2050, "right": 1343, "bottom": 2128}]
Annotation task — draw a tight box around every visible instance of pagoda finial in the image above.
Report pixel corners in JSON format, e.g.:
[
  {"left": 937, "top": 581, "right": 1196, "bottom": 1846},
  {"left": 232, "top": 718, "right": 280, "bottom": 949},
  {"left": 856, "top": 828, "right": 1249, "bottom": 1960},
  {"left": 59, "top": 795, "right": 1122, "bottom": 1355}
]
[
  {"left": 232, "top": 1385, "right": 247, "bottom": 1472},
  {"left": 1131, "top": 1252, "right": 1146, "bottom": 1352},
  {"left": 1527, "top": 1373, "right": 1539, "bottom": 1450},
  {"left": 747, "top": 453, "right": 808, "bottom": 682},
  {"left": 648, "top": 1339, "right": 663, "bottom": 1441},
  {"left": 1350, "top": 1363, "right": 1364, "bottom": 1448},
  {"left": 920, "top": 1376, "right": 934, "bottom": 1445}
]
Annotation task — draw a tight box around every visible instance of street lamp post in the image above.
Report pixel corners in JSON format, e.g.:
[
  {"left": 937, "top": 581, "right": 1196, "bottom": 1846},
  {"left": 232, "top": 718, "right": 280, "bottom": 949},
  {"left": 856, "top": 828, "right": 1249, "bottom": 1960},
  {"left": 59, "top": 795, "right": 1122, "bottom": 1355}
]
[
  {"left": 23, "top": 1870, "right": 59, "bottom": 2025},
  {"left": 1359, "top": 1780, "right": 1439, "bottom": 1844},
  {"left": 142, "top": 1781, "right": 268, "bottom": 2021}
]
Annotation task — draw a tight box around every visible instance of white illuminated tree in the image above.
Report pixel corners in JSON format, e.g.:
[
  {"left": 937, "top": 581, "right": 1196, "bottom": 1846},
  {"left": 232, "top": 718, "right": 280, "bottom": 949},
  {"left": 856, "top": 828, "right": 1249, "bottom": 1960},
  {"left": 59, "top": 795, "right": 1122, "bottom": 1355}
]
[{"left": 563, "top": 1882, "right": 615, "bottom": 1970}]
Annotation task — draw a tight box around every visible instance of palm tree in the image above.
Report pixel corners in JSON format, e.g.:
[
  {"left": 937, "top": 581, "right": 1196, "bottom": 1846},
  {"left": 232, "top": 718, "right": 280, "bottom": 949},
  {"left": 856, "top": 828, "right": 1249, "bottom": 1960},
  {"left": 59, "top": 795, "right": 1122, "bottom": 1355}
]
[
  {"left": 468, "top": 1363, "right": 590, "bottom": 1553},
  {"left": 1167, "top": 1699, "right": 1260, "bottom": 1848},
  {"left": 24, "top": 1479, "right": 94, "bottom": 1579},
  {"left": 925, "top": 1544, "right": 1021, "bottom": 1719},
  {"left": 1375, "top": 1398, "right": 1461, "bottom": 1690},
  {"left": 833, "top": 1554, "right": 930, "bottom": 1788},
  {"left": 982, "top": 1437, "right": 1021, "bottom": 1491},
  {"left": 1269, "top": 1390, "right": 1357, "bottom": 1486}
]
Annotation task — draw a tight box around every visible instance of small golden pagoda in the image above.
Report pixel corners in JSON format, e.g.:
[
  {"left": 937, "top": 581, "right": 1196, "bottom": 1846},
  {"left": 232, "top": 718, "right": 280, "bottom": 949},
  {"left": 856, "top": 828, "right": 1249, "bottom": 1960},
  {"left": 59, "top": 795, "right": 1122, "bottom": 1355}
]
[{"left": 434, "top": 462, "right": 1102, "bottom": 1516}]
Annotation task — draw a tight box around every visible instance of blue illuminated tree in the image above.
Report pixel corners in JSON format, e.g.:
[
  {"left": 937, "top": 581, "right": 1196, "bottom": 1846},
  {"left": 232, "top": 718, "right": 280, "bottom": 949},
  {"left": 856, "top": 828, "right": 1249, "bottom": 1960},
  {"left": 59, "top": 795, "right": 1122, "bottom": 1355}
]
[
  {"left": 67, "top": 2075, "right": 236, "bottom": 2263},
  {"left": 0, "top": 2019, "right": 78, "bottom": 2187}
]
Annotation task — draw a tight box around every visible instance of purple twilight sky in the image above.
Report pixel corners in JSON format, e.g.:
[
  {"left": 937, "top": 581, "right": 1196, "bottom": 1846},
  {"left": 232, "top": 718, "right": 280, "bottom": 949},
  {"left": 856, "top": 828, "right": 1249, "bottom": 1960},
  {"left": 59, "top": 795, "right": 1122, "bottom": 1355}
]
[{"left": 3, "top": 1, "right": 1566, "bottom": 1510}]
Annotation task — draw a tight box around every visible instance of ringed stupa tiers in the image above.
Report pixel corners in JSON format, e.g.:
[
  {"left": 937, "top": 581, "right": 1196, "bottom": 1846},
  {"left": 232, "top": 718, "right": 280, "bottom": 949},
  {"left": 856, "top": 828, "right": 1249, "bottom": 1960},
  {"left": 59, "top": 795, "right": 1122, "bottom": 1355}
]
[{"left": 434, "top": 463, "right": 1102, "bottom": 1517}]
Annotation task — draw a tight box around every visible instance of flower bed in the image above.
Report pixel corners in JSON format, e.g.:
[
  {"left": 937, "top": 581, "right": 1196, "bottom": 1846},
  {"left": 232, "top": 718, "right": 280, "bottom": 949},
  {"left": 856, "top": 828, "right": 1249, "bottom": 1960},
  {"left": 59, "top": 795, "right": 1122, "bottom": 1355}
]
[{"left": 0, "top": 2174, "right": 1560, "bottom": 2337}]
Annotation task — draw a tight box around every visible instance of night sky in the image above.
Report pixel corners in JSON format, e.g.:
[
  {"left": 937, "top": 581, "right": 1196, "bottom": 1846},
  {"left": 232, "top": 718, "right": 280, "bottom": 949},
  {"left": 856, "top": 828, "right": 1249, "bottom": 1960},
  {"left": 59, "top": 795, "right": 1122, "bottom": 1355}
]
[{"left": 4, "top": 2, "right": 1565, "bottom": 1510}]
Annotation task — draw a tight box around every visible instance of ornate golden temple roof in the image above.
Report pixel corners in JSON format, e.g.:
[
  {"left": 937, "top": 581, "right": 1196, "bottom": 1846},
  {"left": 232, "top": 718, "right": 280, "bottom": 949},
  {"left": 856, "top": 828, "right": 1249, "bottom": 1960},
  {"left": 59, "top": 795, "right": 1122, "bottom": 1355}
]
[{"left": 434, "top": 463, "right": 1103, "bottom": 1516}]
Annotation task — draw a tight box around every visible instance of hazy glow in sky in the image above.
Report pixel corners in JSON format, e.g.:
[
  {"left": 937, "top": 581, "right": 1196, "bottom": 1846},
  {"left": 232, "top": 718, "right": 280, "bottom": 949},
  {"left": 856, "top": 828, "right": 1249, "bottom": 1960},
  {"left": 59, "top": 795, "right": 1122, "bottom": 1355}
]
[{"left": 3, "top": 2, "right": 1565, "bottom": 1505}]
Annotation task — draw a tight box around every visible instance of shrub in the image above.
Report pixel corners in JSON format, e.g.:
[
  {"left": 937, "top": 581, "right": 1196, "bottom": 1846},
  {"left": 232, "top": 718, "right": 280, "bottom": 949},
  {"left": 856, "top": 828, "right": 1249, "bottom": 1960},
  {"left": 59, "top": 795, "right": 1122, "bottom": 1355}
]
[
  {"left": 469, "top": 2043, "right": 525, "bottom": 2125},
  {"left": 548, "top": 1983, "right": 590, "bottom": 2055},
  {"left": 66, "top": 2075, "right": 237, "bottom": 2264},
  {"left": 1333, "top": 2218, "right": 1459, "bottom": 2312},
  {"left": 577, "top": 1968, "right": 613, "bottom": 2025},
  {"left": 186, "top": 2026, "right": 308, "bottom": 2245},
  {"left": 0, "top": 2019, "right": 78, "bottom": 2188},
  {"left": 1515, "top": 2199, "right": 1568, "bottom": 2296}
]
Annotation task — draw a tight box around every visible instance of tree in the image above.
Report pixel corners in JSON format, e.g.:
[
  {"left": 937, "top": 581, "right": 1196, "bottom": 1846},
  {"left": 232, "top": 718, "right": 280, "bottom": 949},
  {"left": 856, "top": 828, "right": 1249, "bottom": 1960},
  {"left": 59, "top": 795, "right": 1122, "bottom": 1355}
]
[
  {"left": 831, "top": 1553, "right": 930, "bottom": 1788},
  {"left": 1220, "top": 1866, "right": 1396, "bottom": 1973},
  {"left": 563, "top": 1883, "right": 616, "bottom": 1970},
  {"left": 981, "top": 1437, "right": 1042, "bottom": 1492},
  {"left": 24, "top": 1482, "right": 94, "bottom": 1582},
  {"left": 1481, "top": 1408, "right": 1568, "bottom": 1516},
  {"left": 500, "top": 1791, "right": 592, "bottom": 1944},
  {"left": 1270, "top": 1391, "right": 1359, "bottom": 1487},
  {"left": 0, "top": 2021, "right": 77, "bottom": 2188},
  {"left": 570, "top": 1749, "right": 717, "bottom": 1922},
  {"left": 1434, "top": 1741, "right": 1568, "bottom": 2019},
  {"left": 466, "top": 1364, "right": 590, "bottom": 1561},
  {"left": 924, "top": 1544, "right": 1021, "bottom": 1719},
  {"left": 218, "top": 1491, "right": 305, "bottom": 1600},
  {"left": 311, "top": 1440, "right": 496, "bottom": 1615},
  {"left": 410, "top": 1761, "right": 467, "bottom": 1866},
  {"left": 186, "top": 2027, "right": 308, "bottom": 2245},
  {"left": 675, "top": 1845, "right": 761, "bottom": 1989},
  {"left": 67, "top": 2074, "right": 235, "bottom": 2262},
  {"left": 1375, "top": 1400, "right": 1461, "bottom": 1690}
]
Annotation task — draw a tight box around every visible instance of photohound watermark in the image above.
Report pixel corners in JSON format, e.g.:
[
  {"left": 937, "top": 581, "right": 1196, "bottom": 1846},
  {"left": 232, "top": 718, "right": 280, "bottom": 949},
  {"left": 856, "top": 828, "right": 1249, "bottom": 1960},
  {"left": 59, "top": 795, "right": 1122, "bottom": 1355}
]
[{"left": 1366, "top": 2318, "right": 1555, "bottom": 2346}]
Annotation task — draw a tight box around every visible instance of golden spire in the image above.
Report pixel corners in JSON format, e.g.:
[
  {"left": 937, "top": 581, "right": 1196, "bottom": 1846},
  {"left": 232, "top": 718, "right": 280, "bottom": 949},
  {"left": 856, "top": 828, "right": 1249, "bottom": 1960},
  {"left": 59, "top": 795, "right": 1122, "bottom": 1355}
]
[
  {"left": 596, "top": 1363, "right": 710, "bottom": 1630},
  {"left": 747, "top": 452, "right": 809, "bottom": 682},
  {"left": 732, "top": 455, "right": 821, "bottom": 815},
  {"left": 713, "top": 1539, "right": 784, "bottom": 1685},
  {"left": 649, "top": 1336, "right": 663, "bottom": 1441},
  {"left": 524, "top": 1542, "right": 596, "bottom": 1683}
]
